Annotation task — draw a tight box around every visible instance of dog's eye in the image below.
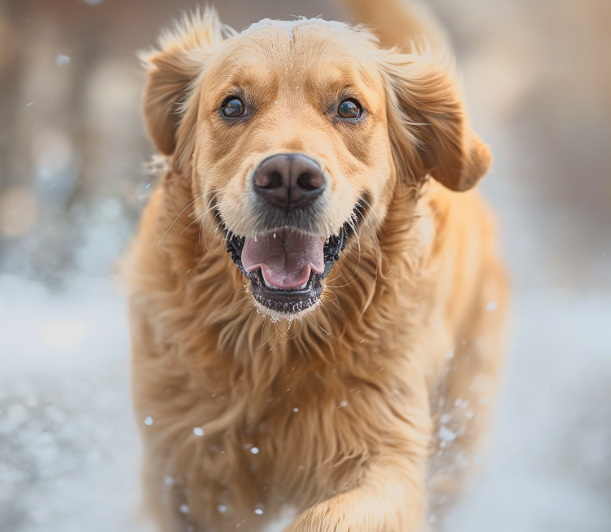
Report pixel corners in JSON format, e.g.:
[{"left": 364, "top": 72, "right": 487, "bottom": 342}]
[
  {"left": 337, "top": 99, "right": 362, "bottom": 119},
  {"left": 222, "top": 98, "right": 245, "bottom": 117}
]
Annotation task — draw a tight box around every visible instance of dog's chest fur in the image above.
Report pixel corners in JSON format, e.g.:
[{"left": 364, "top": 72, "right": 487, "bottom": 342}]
[{"left": 135, "top": 333, "right": 434, "bottom": 525}]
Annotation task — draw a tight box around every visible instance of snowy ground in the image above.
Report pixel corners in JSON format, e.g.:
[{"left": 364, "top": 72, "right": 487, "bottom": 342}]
[
  {"left": 448, "top": 292, "right": 611, "bottom": 532},
  {"left": 0, "top": 276, "right": 148, "bottom": 532},
  {"left": 1, "top": 273, "right": 610, "bottom": 532}
]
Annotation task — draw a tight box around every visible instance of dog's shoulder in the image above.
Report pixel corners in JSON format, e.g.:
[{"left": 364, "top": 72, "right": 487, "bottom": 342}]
[
  {"left": 425, "top": 182, "right": 505, "bottom": 326},
  {"left": 428, "top": 182, "right": 499, "bottom": 253}
]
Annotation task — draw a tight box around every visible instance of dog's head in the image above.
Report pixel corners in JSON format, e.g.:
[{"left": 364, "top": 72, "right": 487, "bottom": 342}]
[{"left": 142, "top": 11, "right": 491, "bottom": 319}]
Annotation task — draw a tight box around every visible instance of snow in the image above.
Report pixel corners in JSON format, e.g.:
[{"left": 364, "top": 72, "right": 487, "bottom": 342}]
[
  {"left": 55, "top": 55, "right": 70, "bottom": 67},
  {"left": 485, "top": 301, "right": 498, "bottom": 312},
  {"left": 439, "top": 426, "right": 457, "bottom": 443},
  {"left": 38, "top": 322, "right": 86, "bottom": 349},
  {"left": 0, "top": 275, "right": 148, "bottom": 532},
  {"left": 243, "top": 18, "right": 351, "bottom": 43},
  {"left": 0, "top": 275, "right": 128, "bottom": 374},
  {"left": 446, "top": 292, "right": 611, "bottom": 531}
]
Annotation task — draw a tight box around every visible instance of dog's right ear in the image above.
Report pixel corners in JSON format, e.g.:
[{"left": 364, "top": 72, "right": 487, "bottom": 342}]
[
  {"left": 379, "top": 48, "right": 492, "bottom": 192},
  {"left": 141, "top": 9, "right": 228, "bottom": 156}
]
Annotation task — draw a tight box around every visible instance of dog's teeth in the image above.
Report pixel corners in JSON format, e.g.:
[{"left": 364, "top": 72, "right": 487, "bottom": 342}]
[
  {"left": 263, "top": 276, "right": 281, "bottom": 290},
  {"left": 262, "top": 273, "right": 307, "bottom": 291}
]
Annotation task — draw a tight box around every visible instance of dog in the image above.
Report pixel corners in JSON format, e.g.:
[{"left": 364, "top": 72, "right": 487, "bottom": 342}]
[{"left": 125, "top": 0, "right": 509, "bottom": 530}]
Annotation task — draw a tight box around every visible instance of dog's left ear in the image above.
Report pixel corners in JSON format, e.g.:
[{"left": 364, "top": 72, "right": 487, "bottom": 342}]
[
  {"left": 380, "top": 51, "right": 492, "bottom": 192},
  {"left": 141, "top": 8, "right": 228, "bottom": 157}
]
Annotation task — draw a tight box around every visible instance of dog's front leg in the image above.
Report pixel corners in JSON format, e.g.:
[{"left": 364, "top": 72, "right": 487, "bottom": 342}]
[{"left": 285, "top": 456, "right": 426, "bottom": 532}]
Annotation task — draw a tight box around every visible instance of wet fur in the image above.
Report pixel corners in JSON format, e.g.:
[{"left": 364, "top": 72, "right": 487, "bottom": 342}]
[{"left": 126, "top": 2, "right": 509, "bottom": 531}]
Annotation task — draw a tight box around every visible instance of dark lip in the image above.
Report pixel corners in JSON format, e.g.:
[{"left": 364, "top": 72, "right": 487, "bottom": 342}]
[
  {"left": 247, "top": 269, "right": 324, "bottom": 314},
  {"left": 224, "top": 209, "right": 362, "bottom": 315}
]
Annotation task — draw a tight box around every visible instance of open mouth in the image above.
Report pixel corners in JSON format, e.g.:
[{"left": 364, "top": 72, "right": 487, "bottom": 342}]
[{"left": 225, "top": 220, "right": 356, "bottom": 315}]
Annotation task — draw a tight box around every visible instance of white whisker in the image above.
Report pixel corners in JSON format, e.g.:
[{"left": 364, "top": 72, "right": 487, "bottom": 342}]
[{"left": 158, "top": 192, "right": 211, "bottom": 248}]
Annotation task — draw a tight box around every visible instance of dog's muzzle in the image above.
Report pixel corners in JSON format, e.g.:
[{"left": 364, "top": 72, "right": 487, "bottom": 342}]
[{"left": 221, "top": 153, "right": 362, "bottom": 316}]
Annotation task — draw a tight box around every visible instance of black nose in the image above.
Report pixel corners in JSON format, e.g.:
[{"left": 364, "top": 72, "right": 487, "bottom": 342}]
[{"left": 253, "top": 154, "right": 326, "bottom": 210}]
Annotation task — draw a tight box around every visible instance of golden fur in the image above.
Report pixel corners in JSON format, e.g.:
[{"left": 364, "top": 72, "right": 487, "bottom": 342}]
[{"left": 125, "top": 1, "right": 509, "bottom": 530}]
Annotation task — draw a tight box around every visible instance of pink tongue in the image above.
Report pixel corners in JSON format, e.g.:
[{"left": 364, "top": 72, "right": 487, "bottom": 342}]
[{"left": 241, "top": 231, "right": 325, "bottom": 289}]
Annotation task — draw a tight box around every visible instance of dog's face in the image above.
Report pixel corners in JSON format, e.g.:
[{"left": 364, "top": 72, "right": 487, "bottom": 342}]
[
  {"left": 143, "top": 15, "right": 492, "bottom": 318},
  {"left": 195, "top": 22, "right": 394, "bottom": 316}
]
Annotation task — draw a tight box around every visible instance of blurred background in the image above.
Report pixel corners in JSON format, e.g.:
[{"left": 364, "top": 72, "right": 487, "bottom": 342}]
[{"left": 0, "top": 0, "right": 609, "bottom": 531}]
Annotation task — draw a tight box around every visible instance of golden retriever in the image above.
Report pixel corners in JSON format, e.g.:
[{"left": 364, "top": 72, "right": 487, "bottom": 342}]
[{"left": 125, "top": 0, "right": 509, "bottom": 530}]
